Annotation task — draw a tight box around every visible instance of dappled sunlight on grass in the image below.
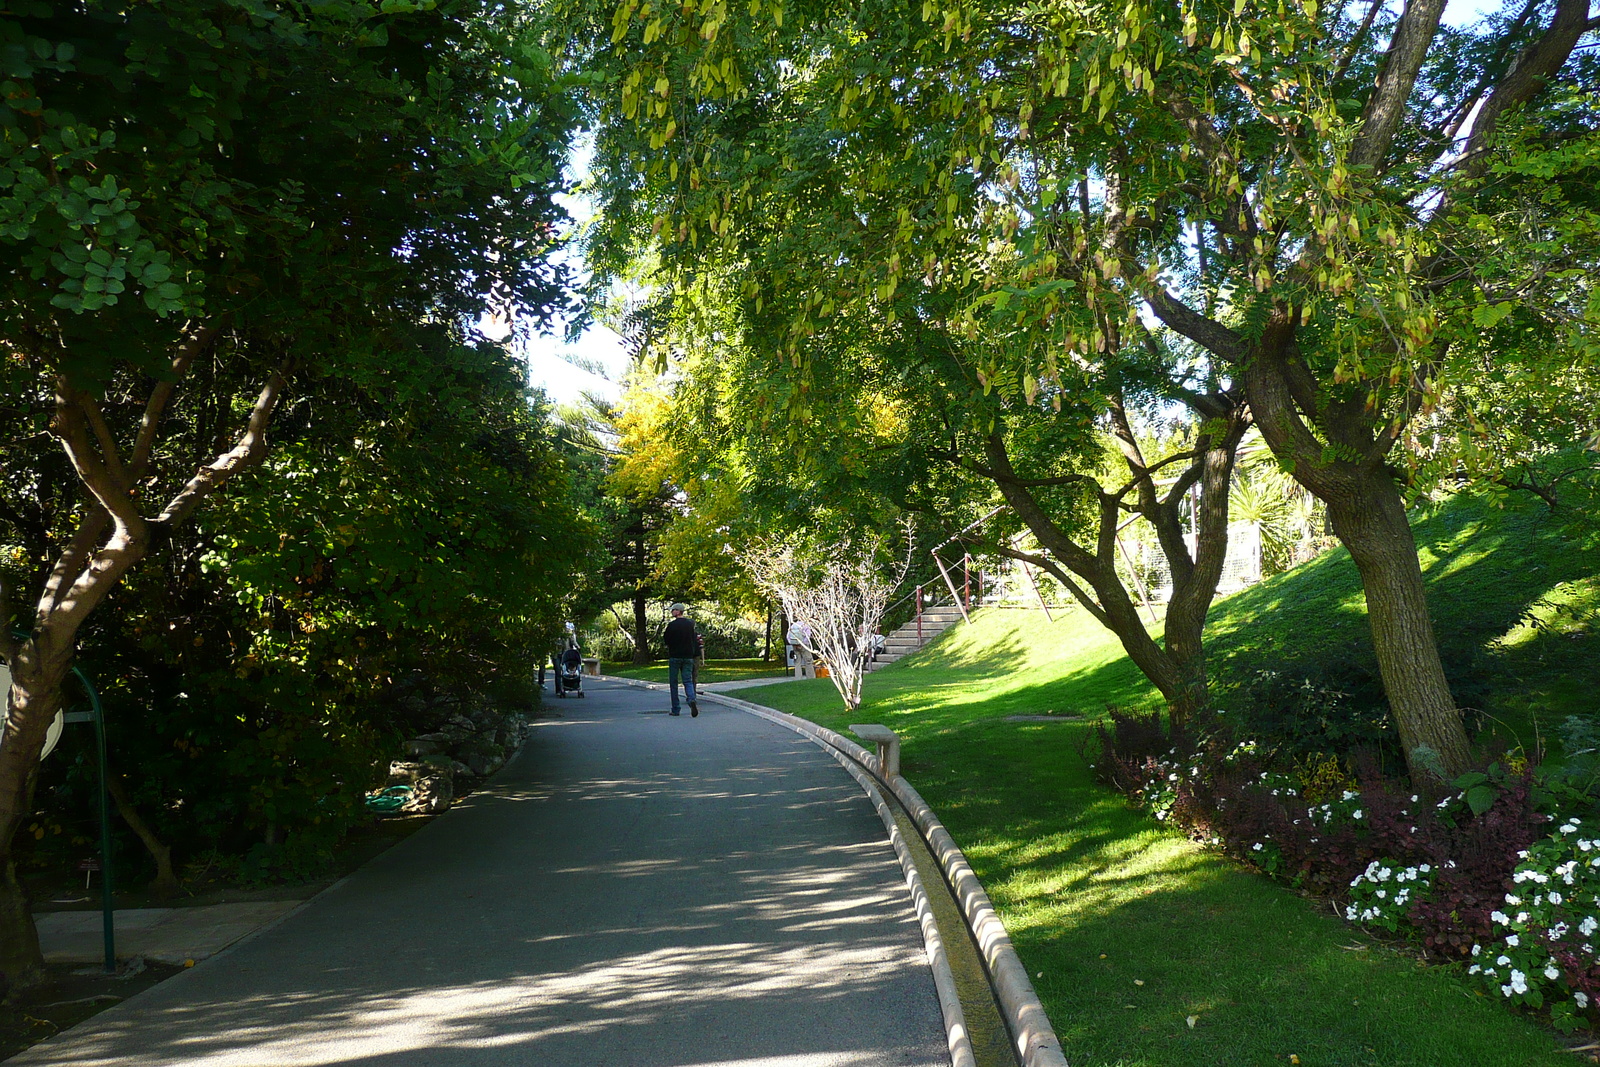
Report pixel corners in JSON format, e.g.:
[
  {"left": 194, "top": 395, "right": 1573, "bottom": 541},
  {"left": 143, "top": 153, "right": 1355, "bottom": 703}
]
[{"left": 747, "top": 566, "right": 1582, "bottom": 1065}]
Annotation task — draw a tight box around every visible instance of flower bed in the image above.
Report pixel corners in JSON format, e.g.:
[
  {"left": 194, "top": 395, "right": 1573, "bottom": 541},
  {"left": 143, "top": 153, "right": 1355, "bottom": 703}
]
[{"left": 1094, "top": 709, "right": 1598, "bottom": 1030}]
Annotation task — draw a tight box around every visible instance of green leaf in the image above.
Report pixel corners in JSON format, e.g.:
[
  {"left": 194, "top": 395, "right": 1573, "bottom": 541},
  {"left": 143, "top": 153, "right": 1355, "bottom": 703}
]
[{"left": 1465, "top": 784, "right": 1496, "bottom": 815}]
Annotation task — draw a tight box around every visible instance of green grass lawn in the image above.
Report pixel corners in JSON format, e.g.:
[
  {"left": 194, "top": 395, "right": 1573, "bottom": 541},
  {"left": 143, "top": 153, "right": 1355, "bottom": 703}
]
[
  {"left": 602, "top": 657, "right": 792, "bottom": 684},
  {"left": 1205, "top": 492, "right": 1600, "bottom": 747},
  {"left": 731, "top": 493, "right": 1598, "bottom": 1066}
]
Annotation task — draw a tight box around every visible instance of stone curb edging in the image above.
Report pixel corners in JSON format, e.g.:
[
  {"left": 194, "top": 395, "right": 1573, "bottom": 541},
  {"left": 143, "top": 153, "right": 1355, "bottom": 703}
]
[
  {"left": 816, "top": 726, "right": 978, "bottom": 1067},
  {"left": 684, "top": 685, "right": 1070, "bottom": 1067}
]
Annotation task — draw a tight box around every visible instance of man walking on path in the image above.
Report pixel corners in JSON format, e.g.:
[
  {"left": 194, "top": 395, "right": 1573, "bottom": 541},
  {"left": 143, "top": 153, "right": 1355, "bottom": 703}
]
[{"left": 663, "top": 601, "right": 701, "bottom": 716}]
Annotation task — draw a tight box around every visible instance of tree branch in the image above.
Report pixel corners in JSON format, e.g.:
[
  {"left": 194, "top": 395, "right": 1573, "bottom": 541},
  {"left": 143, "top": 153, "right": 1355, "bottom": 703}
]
[
  {"left": 39, "top": 506, "right": 110, "bottom": 620},
  {"left": 1333, "top": 0, "right": 1389, "bottom": 85},
  {"left": 50, "top": 382, "right": 144, "bottom": 535},
  {"left": 75, "top": 390, "right": 132, "bottom": 497},
  {"left": 993, "top": 545, "right": 1110, "bottom": 628},
  {"left": 155, "top": 367, "right": 288, "bottom": 529},
  {"left": 130, "top": 320, "right": 225, "bottom": 480},
  {"left": 1144, "top": 288, "right": 1249, "bottom": 364},
  {"left": 935, "top": 447, "right": 1104, "bottom": 491},
  {"left": 1349, "top": 0, "right": 1449, "bottom": 174},
  {"left": 0, "top": 572, "right": 19, "bottom": 663},
  {"left": 1457, "top": 0, "right": 1592, "bottom": 181},
  {"left": 1437, "top": 0, "right": 1541, "bottom": 141}
]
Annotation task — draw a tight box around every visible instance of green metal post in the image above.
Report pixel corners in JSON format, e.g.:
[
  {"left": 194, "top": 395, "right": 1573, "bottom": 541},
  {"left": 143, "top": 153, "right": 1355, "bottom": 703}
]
[{"left": 77, "top": 668, "right": 114, "bottom": 973}]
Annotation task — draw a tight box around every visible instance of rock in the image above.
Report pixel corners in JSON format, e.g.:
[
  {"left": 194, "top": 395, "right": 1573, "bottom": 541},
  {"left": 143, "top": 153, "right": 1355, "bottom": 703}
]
[
  {"left": 405, "top": 737, "right": 442, "bottom": 757},
  {"left": 388, "top": 760, "right": 432, "bottom": 785},
  {"left": 451, "top": 760, "right": 474, "bottom": 778},
  {"left": 404, "top": 774, "right": 453, "bottom": 813}
]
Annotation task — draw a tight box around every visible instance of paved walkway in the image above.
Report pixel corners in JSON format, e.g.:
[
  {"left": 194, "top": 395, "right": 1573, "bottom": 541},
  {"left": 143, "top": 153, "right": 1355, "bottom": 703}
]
[
  {"left": 15, "top": 678, "right": 947, "bottom": 1067},
  {"left": 36, "top": 901, "right": 302, "bottom": 966}
]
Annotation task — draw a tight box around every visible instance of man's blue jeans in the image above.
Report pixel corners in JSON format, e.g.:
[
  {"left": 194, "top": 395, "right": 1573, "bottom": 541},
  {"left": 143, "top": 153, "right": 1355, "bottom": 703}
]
[{"left": 668, "top": 657, "right": 698, "bottom": 712}]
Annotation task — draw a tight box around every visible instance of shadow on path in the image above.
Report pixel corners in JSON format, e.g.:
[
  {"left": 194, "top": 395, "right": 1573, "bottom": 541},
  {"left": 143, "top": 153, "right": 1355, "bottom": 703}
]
[{"left": 12, "top": 681, "right": 945, "bottom": 1067}]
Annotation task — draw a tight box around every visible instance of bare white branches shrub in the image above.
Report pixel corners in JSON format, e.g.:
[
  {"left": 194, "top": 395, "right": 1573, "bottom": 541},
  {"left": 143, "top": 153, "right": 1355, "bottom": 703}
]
[{"left": 745, "top": 530, "right": 912, "bottom": 711}]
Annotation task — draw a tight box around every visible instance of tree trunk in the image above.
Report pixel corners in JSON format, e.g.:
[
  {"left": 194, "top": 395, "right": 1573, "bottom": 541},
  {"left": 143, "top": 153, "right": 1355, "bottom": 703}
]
[
  {"left": 1325, "top": 473, "right": 1473, "bottom": 779},
  {"left": 0, "top": 646, "right": 74, "bottom": 990},
  {"left": 630, "top": 590, "right": 652, "bottom": 664},
  {"left": 106, "top": 770, "right": 179, "bottom": 899},
  {"left": 1240, "top": 323, "right": 1472, "bottom": 781}
]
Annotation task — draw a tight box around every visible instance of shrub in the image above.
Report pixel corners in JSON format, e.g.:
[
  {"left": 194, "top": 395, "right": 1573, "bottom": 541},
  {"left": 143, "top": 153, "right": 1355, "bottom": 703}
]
[
  {"left": 1233, "top": 666, "right": 1394, "bottom": 761},
  {"left": 1094, "top": 712, "right": 1555, "bottom": 979},
  {"left": 1470, "top": 817, "right": 1600, "bottom": 1031}
]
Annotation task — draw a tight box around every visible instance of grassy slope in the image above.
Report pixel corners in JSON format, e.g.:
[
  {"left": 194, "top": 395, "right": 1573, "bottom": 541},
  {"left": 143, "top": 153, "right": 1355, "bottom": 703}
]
[
  {"left": 737, "top": 494, "right": 1597, "bottom": 1066},
  {"left": 1207, "top": 493, "right": 1600, "bottom": 739}
]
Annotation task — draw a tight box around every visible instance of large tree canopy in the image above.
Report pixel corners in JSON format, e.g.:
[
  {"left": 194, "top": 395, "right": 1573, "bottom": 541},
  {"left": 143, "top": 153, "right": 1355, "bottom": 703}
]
[
  {"left": 0, "top": 0, "right": 577, "bottom": 987},
  {"left": 560, "top": 0, "right": 1600, "bottom": 778}
]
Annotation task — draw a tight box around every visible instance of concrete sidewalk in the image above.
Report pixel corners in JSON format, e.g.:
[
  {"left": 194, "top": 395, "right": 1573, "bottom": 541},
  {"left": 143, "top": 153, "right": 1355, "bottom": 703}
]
[
  {"left": 14, "top": 677, "right": 947, "bottom": 1066},
  {"left": 36, "top": 901, "right": 301, "bottom": 967}
]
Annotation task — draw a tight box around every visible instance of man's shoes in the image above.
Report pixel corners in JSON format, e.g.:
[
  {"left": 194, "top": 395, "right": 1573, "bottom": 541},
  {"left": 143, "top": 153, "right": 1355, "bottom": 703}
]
[
  {"left": 670, "top": 710, "right": 680, "bottom": 716},
  {"left": 689, "top": 701, "right": 699, "bottom": 717}
]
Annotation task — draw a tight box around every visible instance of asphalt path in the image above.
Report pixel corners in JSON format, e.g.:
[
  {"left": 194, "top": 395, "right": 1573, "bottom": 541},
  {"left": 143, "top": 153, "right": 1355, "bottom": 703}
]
[{"left": 14, "top": 677, "right": 947, "bottom": 1067}]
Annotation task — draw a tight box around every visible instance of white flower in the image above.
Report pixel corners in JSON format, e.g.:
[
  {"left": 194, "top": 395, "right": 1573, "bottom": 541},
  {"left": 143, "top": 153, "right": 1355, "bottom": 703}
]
[
  {"left": 1469, "top": 964, "right": 1482, "bottom": 974},
  {"left": 1342, "top": 790, "right": 1357, "bottom": 801},
  {"left": 1497, "top": 955, "right": 1512, "bottom": 966},
  {"left": 1551, "top": 892, "right": 1565, "bottom": 905},
  {"left": 1510, "top": 970, "right": 1529, "bottom": 995},
  {"left": 1506, "top": 895, "right": 1523, "bottom": 906},
  {"left": 1491, "top": 911, "right": 1510, "bottom": 925},
  {"left": 1579, "top": 916, "right": 1597, "bottom": 937},
  {"left": 1505, "top": 935, "right": 1519, "bottom": 947},
  {"left": 1471, "top": 944, "right": 1482, "bottom": 956},
  {"left": 1545, "top": 965, "right": 1561, "bottom": 981},
  {"left": 1419, "top": 864, "right": 1431, "bottom": 873},
  {"left": 1551, "top": 923, "right": 1570, "bottom": 940},
  {"left": 1410, "top": 795, "right": 1419, "bottom": 803},
  {"left": 1344, "top": 906, "right": 1357, "bottom": 920},
  {"left": 1352, "top": 809, "right": 1364, "bottom": 820},
  {"left": 1517, "top": 912, "right": 1531, "bottom": 924},
  {"left": 1577, "top": 992, "right": 1590, "bottom": 1009},
  {"left": 1375, "top": 889, "right": 1387, "bottom": 899}
]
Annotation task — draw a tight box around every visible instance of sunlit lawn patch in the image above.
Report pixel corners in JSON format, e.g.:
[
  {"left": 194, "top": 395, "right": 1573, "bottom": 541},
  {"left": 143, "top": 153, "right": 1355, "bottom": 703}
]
[{"left": 738, "top": 598, "right": 1579, "bottom": 1065}]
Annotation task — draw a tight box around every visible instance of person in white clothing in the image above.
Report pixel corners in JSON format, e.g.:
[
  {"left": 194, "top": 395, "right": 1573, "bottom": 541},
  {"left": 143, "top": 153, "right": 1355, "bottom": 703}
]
[{"left": 788, "top": 619, "right": 815, "bottom": 679}]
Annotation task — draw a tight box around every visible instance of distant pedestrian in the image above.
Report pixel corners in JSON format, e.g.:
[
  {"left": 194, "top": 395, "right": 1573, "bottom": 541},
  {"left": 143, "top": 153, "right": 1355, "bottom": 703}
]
[
  {"left": 661, "top": 602, "right": 701, "bottom": 717},
  {"left": 789, "top": 618, "right": 815, "bottom": 679}
]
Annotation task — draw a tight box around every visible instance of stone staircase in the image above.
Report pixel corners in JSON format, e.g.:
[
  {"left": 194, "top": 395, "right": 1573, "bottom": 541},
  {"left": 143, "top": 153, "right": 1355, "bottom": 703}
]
[{"left": 867, "top": 603, "right": 967, "bottom": 671}]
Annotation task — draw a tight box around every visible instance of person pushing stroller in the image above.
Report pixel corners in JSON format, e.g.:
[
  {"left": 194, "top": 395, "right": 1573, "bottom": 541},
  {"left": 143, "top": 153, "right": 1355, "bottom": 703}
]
[{"left": 661, "top": 602, "right": 702, "bottom": 717}]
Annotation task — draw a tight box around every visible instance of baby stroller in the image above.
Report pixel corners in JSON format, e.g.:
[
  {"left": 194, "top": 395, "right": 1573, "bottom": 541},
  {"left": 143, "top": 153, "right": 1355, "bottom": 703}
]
[{"left": 554, "top": 645, "right": 585, "bottom": 699}]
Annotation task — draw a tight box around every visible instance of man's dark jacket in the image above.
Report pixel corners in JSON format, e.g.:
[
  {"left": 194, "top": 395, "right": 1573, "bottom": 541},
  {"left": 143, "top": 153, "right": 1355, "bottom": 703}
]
[{"left": 663, "top": 616, "right": 698, "bottom": 658}]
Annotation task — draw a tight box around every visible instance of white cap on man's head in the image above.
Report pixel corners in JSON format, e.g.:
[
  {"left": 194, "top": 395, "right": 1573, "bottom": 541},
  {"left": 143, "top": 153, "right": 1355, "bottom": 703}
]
[{"left": 669, "top": 602, "right": 689, "bottom": 613}]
